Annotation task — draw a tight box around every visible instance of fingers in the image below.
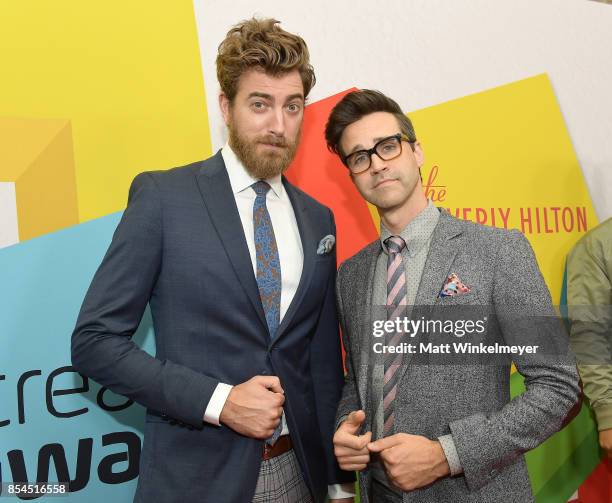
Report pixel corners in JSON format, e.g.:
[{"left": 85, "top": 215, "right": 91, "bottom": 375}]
[
  {"left": 334, "top": 428, "right": 372, "bottom": 472},
  {"left": 367, "top": 433, "right": 404, "bottom": 453},
  {"left": 222, "top": 376, "right": 287, "bottom": 440},
  {"left": 340, "top": 462, "right": 369, "bottom": 472},
  {"left": 347, "top": 410, "right": 366, "bottom": 425},
  {"left": 255, "top": 375, "right": 284, "bottom": 394},
  {"left": 256, "top": 413, "right": 283, "bottom": 440},
  {"left": 336, "top": 429, "right": 371, "bottom": 450},
  {"left": 265, "top": 406, "right": 283, "bottom": 423},
  {"left": 338, "top": 454, "right": 371, "bottom": 465},
  {"left": 272, "top": 392, "right": 285, "bottom": 407},
  {"left": 337, "top": 447, "right": 371, "bottom": 472},
  {"left": 335, "top": 444, "right": 370, "bottom": 459},
  {"left": 341, "top": 410, "right": 366, "bottom": 434},
  {"left": 345, "top": 434, "right": 369, "bottom": 451},
  {"left": 366, "top": 439, "right": 385, "bottom": 453}
]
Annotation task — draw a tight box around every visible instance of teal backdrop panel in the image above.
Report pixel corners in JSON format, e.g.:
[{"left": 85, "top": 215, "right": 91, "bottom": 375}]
[{"left": 0, "top": 213, "right": 154, "bottom": 501}]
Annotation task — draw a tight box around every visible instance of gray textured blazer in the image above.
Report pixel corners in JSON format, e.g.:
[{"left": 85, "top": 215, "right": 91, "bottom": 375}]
[{"left": 335, "top": 209, "right": 581, "bottom": 503}]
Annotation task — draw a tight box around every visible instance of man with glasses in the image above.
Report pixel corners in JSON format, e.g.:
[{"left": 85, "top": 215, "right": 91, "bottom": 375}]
[{"left": 324, "top": 89, "right": 581, "bottom": 502}]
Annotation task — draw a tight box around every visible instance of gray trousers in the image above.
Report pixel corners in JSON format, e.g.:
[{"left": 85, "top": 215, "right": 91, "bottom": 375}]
[
  {"left": 252, "top": 449, "right": 313, "bottom": 503},
  {"left": 371, "top": 478, "right": 403, "bottom": 503}
]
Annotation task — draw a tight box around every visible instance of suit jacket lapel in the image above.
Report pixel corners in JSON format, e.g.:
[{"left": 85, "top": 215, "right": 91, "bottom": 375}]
[
  {"left": 413, "top": 210, "right": 464, "bottom": 308},
  {"left": 195, "top": 151, "right": 268, "bottom": 332},
  {"left": 359, "top": 242, "right": 380, "bottom": 417},
  {"left": 274, "top": 179, "right": 316, "bottom": 341}
]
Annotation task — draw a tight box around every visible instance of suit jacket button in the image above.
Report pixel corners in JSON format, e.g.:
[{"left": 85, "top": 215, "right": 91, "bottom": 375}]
[{"left": 261, "top": 370, "right": 268, "bottom": 375}]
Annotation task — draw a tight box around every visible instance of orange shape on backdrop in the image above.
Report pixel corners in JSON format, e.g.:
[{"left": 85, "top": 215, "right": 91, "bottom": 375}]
[
  {"left": 286, "top": 89, "right": 379, "bottom": 265},
  {"left": 0, "top": 117, "right": 79, "bottom": 243}
]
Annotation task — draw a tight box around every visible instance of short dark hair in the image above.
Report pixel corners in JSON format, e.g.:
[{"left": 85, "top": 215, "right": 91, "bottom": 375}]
[
  {"left": 216, "top": 17, "right": 316, "bottom": 102},
  {"left": 325, "top": 89, "right": 417, "bottom": 158}
]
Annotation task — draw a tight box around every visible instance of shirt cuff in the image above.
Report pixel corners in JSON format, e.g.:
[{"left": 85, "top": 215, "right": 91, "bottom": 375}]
[
  {"left": 438, "top": 434, "right": 463, "bottom": 476},
  {"left": 203, "top": 383, "right": 233, "bottom": 426},
  {"left": 593, "top": 402, "right": 612, "bottom": 431},
  {"left": 328, "top": 482, "right": 356, "bottom": 499}
]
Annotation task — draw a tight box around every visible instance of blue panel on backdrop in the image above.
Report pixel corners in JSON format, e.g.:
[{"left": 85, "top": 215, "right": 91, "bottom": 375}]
[{"left": 0, "top": 213, "right": 155, "bottom": 501}]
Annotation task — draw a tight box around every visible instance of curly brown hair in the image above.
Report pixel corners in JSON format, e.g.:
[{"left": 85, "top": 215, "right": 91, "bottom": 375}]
[{"left": 216, "top": 17, "right": 316, "bottom": 102}]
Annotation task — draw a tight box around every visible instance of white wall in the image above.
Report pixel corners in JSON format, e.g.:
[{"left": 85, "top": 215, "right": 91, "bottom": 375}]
[
  {"left": 0, "top": 182, "right": 19, "bottom": 248},
  {"left": 193, "top": 0, "right": 612, "bottom": 220}
]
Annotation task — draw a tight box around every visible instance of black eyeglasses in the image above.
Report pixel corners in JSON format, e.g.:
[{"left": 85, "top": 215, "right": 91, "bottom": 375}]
[{"left": 342, "top": 133, "right": 415, "bottom": 174}]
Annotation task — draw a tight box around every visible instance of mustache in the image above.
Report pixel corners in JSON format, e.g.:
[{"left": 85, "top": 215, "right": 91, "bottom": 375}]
[
  {"left": 257, "top": 135, "right": 289, "bottom": 148},
  {"left": 373, "top": 177, "right": 397, "bottom": 187}
]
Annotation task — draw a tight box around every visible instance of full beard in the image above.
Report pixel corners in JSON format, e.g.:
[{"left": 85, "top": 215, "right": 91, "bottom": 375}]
[{"left": 228, "top": 125, "right": 301, "bottom": 180}]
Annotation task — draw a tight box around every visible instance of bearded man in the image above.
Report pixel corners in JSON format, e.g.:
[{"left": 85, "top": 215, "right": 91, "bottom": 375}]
[{"left": 72, "top": 17, "right": 354, "bottom": 503}]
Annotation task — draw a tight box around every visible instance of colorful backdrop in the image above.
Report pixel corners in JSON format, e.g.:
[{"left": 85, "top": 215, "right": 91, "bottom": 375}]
[{"left": 1, "top": 1, "right": 611, "bottom": 501}]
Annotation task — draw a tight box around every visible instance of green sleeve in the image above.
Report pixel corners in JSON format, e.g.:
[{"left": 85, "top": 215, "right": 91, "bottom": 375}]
[{"left": 567, "top": 221, "right": 612, "bottom": 430}]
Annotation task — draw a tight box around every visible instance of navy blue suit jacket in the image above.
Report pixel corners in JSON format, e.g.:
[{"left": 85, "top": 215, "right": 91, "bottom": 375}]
[{"left": 71, "top": 151, "right": 353, "bottom": 502}]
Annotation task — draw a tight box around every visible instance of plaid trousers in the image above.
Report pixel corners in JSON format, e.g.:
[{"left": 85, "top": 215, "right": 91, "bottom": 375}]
[{"left": 252, "top": 449, "right": 313, "bottom": 503}]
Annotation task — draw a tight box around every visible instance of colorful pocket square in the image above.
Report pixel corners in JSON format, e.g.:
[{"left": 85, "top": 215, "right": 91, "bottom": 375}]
[
  {"left": 317, "top": 234, "right": 335, "bottom": 255},
  {"left": 439, "top": 273, "right": 471, "bottom": 297}
]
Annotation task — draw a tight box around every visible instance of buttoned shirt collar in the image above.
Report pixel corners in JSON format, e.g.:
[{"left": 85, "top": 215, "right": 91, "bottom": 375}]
[
  {"left": 221, "top": 142, "right": 284, "bottom": 199},
  {"left": 380, "top": 200, "right": 440, "bottom": 257}
]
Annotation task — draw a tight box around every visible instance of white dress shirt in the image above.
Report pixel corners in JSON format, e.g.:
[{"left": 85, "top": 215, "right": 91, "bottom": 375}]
[{"left": 203, "top": 144, "right": 354, "bottom": 500}]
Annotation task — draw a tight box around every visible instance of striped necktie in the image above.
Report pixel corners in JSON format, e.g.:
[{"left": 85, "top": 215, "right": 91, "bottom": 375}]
[{"left": 383, "top": 235, "right": 407, "bottom": 435}]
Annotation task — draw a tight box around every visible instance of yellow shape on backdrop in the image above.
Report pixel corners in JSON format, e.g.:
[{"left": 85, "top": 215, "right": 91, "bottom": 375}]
[
  {"left": 0, "top": 1, "right": 211, "bottom": 224},
  {"left": 372, "top": 74, "right": 597, "bottom": 300},
  {"left": 0, "top": 118, "right": 79, "bottom": 241}
]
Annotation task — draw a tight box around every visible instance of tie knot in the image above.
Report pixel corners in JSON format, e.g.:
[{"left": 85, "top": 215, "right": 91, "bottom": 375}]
[
  {"left": 252, "top": 181, "right": 271, "bottom": 197},
  {"left": 385, "top": 235, "right": 406, "bottom": 254}
]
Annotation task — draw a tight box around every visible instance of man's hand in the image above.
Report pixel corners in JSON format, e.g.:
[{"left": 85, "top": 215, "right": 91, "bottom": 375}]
[
  {"left": 599, "top": 428, "right": 612, "bottom": 459},
  {"left": 333, "top": 410, "right": 372, "bottom": 471},
  {"left": 367, "top": 433, "right": 450, "bottom": 491},
  {"left": 219, "top": 376, "right": 284, "bottom": 439}
]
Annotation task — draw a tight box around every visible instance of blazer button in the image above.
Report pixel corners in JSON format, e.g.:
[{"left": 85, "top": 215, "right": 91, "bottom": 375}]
[{"left": 261, "top": 370, "right": 268, "bottom": 375}]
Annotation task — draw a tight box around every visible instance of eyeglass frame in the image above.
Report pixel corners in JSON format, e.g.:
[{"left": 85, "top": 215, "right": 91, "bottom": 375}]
[{"left": 342, "top": 133, "right": 416, "bottom": 174}]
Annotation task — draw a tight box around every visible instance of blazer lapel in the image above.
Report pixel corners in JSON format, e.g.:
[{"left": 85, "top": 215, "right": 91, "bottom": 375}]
[
  {"left": 274, "top": 179, "right": 316, "bottom": 341},
  {"left": 195, "top": 151, "right": 268, "bottom": 332},
  {"left": 359, "top": 243, "right": 380, "bottom": 416},
  {"left": 413, "top": 211, "right": 463, "bottom": 307}
]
